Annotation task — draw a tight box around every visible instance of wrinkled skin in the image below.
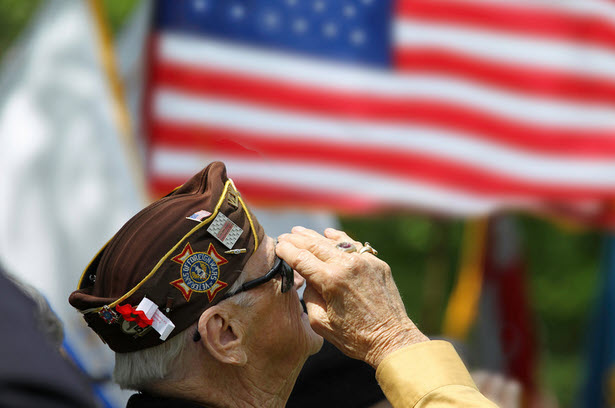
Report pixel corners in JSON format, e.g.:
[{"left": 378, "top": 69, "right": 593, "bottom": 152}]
[{"left": 276, "top": 227, "right": 429, "bottom": 368}]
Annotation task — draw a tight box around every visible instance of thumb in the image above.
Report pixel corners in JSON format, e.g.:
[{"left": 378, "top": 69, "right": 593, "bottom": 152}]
[{"left": 303, "top": 285, "right": 330, "bottom": 335}]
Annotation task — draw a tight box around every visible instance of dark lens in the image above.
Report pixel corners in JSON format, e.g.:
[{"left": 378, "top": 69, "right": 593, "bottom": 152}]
[{"left": 279, "top": 260, "right": 294, "bottom": 293}]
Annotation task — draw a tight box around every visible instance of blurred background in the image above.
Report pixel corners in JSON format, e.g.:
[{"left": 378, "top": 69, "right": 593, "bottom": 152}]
[{"left": 0, "top": 0, "right": 614, "bottom": 407}]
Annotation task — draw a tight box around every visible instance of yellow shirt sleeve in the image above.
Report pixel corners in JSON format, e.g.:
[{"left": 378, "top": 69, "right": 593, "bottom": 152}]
[{"left": 375, "top": 340, "right": 498, "bottom": 407}]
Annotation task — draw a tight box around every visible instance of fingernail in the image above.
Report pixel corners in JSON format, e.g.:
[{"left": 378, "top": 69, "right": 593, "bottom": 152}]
[
  {"left": 278, "top": 233, "right": 289, "bottom": 240},
  {"left": 293, "top": 226, "right": 306, "bottom": 232}
]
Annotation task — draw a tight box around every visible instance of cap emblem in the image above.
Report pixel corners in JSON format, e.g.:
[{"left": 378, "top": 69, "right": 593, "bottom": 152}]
[
  {"left": 227, "top": 190, "right": 239, "bottom": 209},
  {"left": 98, "top": 305, "right": 119, "bottom": 324},
  {"left": 186, "top": 209, "right": 212, "bottom": 222},
  {"left": 170, "top": 243, "right": 229, "bottom": 302},
  {"left": 207, "top": 212, "right": 243, "bottom": 249}
]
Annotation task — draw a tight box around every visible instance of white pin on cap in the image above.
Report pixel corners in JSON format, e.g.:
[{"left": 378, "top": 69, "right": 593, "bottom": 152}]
[
  {"left": 207, "top": 212, "right": 243, "bottom": 249},
  {"left": 136, "top": 297, "right": 176, "bottom": 341},
  {"left": 151, "top": 311, "right": 175, "bottom": 341},
  {"left": 136, "top": 297, "right": 158, "bottom": 319}
]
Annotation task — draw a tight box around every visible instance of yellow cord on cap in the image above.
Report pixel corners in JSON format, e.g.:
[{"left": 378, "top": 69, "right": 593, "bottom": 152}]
[
  {"left": 229, "top": 178, "right": 259, "bottom": 252},
  {"left": 83, "top": 180, "right": 233, "bottom": 313},
  {"left": 83, "top": 178, "right": 260, "bottom": 314}
]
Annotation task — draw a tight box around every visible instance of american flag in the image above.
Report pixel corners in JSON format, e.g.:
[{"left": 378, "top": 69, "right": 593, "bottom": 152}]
[{"left": 145, "top": 0, "right": 615, "bottom": 224}]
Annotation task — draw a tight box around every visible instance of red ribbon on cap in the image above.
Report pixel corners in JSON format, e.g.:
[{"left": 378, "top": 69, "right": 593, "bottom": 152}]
[{"left": 115, "top": 303, "right": 153, "bottom": 328}]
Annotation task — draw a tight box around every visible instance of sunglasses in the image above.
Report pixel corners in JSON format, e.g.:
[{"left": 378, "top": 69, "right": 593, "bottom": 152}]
[
  {"left": 193, "top": 256, "right": 294, "bottom": 342},
  {"left": 219, "top": 256, "right": 294, "bottom": 301}
]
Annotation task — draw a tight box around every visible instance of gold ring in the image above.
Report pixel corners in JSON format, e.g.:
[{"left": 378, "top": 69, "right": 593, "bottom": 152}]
[{"left": 359, "top": 242, "right": 378, "bottom": 256}]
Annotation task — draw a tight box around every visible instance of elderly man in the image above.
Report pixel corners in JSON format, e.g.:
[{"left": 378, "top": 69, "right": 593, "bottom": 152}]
[{"left": 69, "top": 162, "right": 495, "bottom": 407}]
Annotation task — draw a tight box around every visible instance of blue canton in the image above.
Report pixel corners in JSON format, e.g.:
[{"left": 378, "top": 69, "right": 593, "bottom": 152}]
[{"left": 155, "top": 0, "right": 393, "bottom": 67}]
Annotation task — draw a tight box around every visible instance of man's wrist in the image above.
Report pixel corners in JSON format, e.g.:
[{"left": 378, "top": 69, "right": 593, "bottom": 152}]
[{"left": 365, "top": 322, "right": 430, "bottom": 368}]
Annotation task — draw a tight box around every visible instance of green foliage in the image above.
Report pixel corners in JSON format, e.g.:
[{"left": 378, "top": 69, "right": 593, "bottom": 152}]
[
  {"left": 0, "top": 0, "right": 41, "bottom": 59},
  {"left": 340, "top": 215, "right": 464, "bottom": 335},
  {"left": 102, "top": 0, "right": 140, "bottom": 34},
  {"left": 520, "top": 217, "right": 600, "bottom": 403},
  {"left": 0, "top": 0, "right": 139, "bottom": 61}
]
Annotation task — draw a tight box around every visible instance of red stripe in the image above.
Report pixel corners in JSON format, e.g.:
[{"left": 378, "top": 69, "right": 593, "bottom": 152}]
[
  {"left": 217, "top": 221, "right": 233, "bottom": 241},
  {"left": 143, "top": 35, "right": 161, "bottom": 179},
  {"left": 396, "top": 0, "right": 615, "bottom": 52},
  {"left": 151, "top": 173, "right": 615, "bottom": 227},
  {"left": 149, "top": 121, "right": 615, "bottom": 200},
  {"left": 394, "top": 48, "right": 615, "bottom": 106},
  {"left": 150, "top": 62, "right": 615, "bottom": 158},
  {"left": 150, "top": 177, "right": 385, "bottom": 214}
]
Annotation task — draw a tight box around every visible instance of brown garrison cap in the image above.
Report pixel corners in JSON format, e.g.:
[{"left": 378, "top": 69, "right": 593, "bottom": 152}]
[{"left": 69, "top": 162, "right": 264, "bottom": 353}]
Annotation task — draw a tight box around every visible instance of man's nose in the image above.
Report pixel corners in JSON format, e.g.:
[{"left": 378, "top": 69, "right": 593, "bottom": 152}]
[{"left": 293, "top": 270, "right": 305, "bottom": 289}]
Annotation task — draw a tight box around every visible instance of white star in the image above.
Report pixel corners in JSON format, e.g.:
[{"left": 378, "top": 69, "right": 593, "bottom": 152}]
[
  {"left": 230, "top": 4, "right": 245, "bottom": 20},
  {"left": 293, "top": 18, "right": 309, "bottom": 34},
  {"left": 313, "top": 0, "right": 326, "bottom": 12},
  {"left": 350, "top": 29, "right": 366, "bottom": 45},
  {"left": 323, "top": 22, "right": 338, "bottom": 38},
  {"left": 263, "top": 11, "right": 280, "bottom": 29},
  {"left": 343, "top": 5, "right": 356, "bottom": 18},
  {"left": 194, "top": 0, "right": 208, "bottom": 12}
]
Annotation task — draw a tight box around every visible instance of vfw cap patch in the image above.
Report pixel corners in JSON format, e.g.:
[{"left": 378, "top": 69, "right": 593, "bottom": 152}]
[{"left": 170, "top": 242, "right": 229, "bottom": 302}]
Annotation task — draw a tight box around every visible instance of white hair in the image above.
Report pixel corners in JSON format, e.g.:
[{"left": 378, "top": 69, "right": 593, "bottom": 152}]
[{"left": 113, "top": 273, "right": 255, "bottom": 390}]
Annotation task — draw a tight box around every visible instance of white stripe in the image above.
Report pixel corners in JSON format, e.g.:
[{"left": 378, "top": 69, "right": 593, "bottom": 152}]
[
  {"left": 154, "top": 89, "right": 615, "bottom": 188},
  {"left": 150, "top": 147, "right": 535, "bottom": 215},
  {"left": 394, "top": 18, "right": 615, "bottom": 81},
  {"left": 458, "top": 0, "right": 615, "bottom": 25},
  {"left": 158, "top": 33, "right": 615, "bottom": 130}
]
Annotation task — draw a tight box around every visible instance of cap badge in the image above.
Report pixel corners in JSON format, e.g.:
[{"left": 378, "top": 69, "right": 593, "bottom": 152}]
[
  {"left": 225, "top": 248, "right": 247, "bottom": 255},
  {"left": 170, "top": 242, "right": 229, "bottom": 302},
  {"left": 186, "top": 210, "right": 212, "bottom": 222},
  {"left": 207, "top": 212, "right": 243, "bottom": 249},
  {"left": 227, "top": 190, "right": 239, "bottom": 209},
  {"left": 98, "top": 305, "right": 119, "bottom": 324}
]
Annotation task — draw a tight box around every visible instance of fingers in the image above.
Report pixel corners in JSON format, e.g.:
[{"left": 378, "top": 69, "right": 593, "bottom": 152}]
[
  {"left": 275, "top": 240, "right": 329, "bottom": 289},
  {"left": 499, "top": 380, "right": 521, "bottom": 408},
  {"left": 472, "top": 370, "right": 489, "bottom": 390},
  {"left": 482, "top": 374, "right": 505, "bottom": 402},
  {"left": 302, "top": 285, "right": 329, "bottom": 335},
  {"left": 292, "top": 226, "right": 360, "bottom": 248},
  {"left": 279, "top": 229, "right": 352, "bottom": 264},
  {"left": 324, "top": 228, "right": 364, "bottom": 252},
  {"left": 324, "top": 228, "right": 359, "bottom": 245},
  {"left": 472, "top": 371, "right": 521, "bottom": 408}
]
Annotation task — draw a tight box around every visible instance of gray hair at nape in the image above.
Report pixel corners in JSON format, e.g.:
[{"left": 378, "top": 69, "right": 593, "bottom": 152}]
[{"left": 113, "top": 272, "right": 255, "bottom": 390}]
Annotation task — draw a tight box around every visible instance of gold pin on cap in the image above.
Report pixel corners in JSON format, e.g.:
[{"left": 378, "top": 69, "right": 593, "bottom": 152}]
[{"left": 225, "top": 248, "right": 247, "bottom": 255}]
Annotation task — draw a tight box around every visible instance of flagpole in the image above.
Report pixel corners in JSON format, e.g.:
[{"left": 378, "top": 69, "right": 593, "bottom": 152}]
[
  {"left": 87, "top": 0, "right": 149, "bottom": 204},
  {"left": 442, "top": 217, "right": 488, "bottom": 340}
]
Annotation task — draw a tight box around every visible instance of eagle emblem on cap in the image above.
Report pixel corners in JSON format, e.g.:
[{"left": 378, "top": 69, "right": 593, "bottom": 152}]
[{"left": 170, "top": 243, "right": 228, "bottom": 302}]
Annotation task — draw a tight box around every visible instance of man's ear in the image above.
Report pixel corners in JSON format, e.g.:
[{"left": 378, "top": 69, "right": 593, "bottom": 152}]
[{"left": 196, "top": 306, "right": 247, "bottom": 366}]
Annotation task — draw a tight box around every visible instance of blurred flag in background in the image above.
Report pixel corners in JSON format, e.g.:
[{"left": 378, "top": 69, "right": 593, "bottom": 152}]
[
  {"left": 0, "top": 2, "right": 337, "bottom": 405},
  {"left": 579, "top": 236, "right": 615, "bottom": 407},
  {"left": 443, "top": 216, "right": 538, "bottom": 405},
  {"left": 0, "top": 0, "right": 145, "bottom": 405},
  {"left": 474, "top": 216, "right": 538, "bottom": 405},
  {"left": 146, "top": 0, "right": 615, "bottom": 225}
]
